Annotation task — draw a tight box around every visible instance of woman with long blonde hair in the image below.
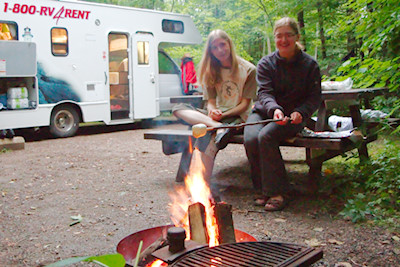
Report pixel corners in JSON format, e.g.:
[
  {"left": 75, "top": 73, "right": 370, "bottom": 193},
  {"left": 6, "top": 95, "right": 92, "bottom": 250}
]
[
  {"left": 198, "top": 29, "right": 239, "bottom": 92},
  {"left": 173, "top": 29, "right": 257, "bottom": 150}
]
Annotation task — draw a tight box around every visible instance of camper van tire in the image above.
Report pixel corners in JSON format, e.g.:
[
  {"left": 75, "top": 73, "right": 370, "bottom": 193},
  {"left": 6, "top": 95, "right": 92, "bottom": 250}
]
[{"left": 49, "top": 105, "right": 80, "bottom": 138}]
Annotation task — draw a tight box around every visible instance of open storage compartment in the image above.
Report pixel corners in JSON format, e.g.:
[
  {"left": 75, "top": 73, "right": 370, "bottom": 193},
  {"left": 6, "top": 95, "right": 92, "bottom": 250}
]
[{"left": 0, "top": 41, "right": 38, "bottom": 111}]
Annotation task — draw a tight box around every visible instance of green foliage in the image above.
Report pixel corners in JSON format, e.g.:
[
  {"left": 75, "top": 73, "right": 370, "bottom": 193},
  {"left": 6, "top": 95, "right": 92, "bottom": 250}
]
[
  {"left": 343, "top": 0, "right": 400, "bottom": 60},
  {"left": 180, "top": 0, "right": 267, "bottom": 64},
  {"left": 331, "top": 0, "right": 400, "bottom": 127},
  {"left": 340, "top": 193, "right": 377, "bottom": 223},
  {"left": 336, "top": 57, "right": 400, "bottom": 91},
  {"left": 45, "top": 253, "right": 125, "bottom": 267},
  {"left": 330, "top": 56, "right": 400, "bottom": 118},
  {"left": 334, "top": 140, "right": 400, "bottom": 226}
]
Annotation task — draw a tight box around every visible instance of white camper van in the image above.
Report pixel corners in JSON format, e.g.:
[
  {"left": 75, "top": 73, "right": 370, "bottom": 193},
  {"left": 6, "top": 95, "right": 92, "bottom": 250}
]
[{"left": 0, "top": 0, "right": 202, "bottom": 137}]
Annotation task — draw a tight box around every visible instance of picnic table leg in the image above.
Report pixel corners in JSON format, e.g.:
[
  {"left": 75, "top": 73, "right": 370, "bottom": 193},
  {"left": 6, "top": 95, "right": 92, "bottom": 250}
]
[
  {"left": 306, "top": 148, "right": 321, "bottom": 193},
  {"left": 176, "top": 143, "right": 193, "bottom": 182},
  {"left": 349, "top": 105, "right": 370, "bottom": 162},
  {"left": 307, "top": 163, "right": 321, "bottom": 193},
  {"left": 315, "top": 101, "right": 329, "bottom": 131},
  {"left": 356, "top": 142, "right": 369, "bottom": 162}
]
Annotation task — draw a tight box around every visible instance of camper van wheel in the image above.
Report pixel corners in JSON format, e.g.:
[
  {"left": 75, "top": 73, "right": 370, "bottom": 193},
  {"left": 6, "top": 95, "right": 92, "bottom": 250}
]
[{"left": 50, "top": 106, "right": 79, "bottom": 138}]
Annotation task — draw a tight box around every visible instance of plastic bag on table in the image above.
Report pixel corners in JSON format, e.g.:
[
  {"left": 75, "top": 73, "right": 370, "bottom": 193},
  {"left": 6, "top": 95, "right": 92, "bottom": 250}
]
[
  {"left": 328, "top": 115, "right": 354, "bottom": 131},
  {"left": 360, "top": 109, "right": 388, "bottom": 121},
  {"left": 321, "top": 78, "right": 353, "bottom": 91}
]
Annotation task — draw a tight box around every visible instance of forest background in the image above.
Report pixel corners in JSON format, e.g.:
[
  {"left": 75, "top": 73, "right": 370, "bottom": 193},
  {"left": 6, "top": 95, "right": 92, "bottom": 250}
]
[
  {"left": 87, "top": 0, "right": 400, "bottom": 118},
  {"left": 82, "top": 0, "right": 400, "bottom": 226}
]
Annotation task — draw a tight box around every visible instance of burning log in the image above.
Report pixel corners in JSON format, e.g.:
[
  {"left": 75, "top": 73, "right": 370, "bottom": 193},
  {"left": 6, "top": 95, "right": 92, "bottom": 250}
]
[
  {"left": 188, "top": 202, "right": 209, "bottom": 244},
  {"left": 214, "top": 202, "right": 236, "bottom": 244}
]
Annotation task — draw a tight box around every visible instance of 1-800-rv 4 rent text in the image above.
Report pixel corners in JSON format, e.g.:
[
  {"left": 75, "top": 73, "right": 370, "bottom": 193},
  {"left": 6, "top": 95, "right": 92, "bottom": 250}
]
[{"left": 0, "top": 0, "right": 202, "bottom": 137}]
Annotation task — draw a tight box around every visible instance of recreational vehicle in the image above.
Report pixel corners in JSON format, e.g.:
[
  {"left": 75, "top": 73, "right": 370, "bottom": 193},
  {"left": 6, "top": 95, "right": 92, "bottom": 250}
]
[{"left": 0, "top": 0, "right": 202, "bottom": 137}]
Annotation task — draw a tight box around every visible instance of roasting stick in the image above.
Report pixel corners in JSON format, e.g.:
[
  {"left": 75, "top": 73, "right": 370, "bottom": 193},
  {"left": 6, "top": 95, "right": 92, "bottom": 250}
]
[{"left": 192, "top": 118, "right": 285, "bottom": 138}]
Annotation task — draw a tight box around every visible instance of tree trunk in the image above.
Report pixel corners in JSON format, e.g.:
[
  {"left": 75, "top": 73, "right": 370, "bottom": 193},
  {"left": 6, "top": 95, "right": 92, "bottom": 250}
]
[
  {"left": 344, "top": 7, "right": 360, "bottom": 61},
  {"left": 317, "top": 1, "right": 326, "bottom": 59},
  {"left": 297, "top": 9, "right": 307, "bottom": 51},
  {"left": 258, "top": 0, "right": 274, "bottom": 55},
  {"left": 264, "top": 15, "right": 272, "bottom": 55}
]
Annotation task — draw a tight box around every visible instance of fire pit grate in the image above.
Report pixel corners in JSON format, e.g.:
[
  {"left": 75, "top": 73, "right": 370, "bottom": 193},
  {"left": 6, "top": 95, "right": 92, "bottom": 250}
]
[{"left": 169, "top": 241, "right": 323, "bottom": 267}]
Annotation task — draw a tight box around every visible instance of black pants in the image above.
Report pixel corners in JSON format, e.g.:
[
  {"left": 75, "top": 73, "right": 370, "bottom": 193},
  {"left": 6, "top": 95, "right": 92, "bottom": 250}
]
[{"left": 243, "top": 112, "right": 304, "bottom": 196}]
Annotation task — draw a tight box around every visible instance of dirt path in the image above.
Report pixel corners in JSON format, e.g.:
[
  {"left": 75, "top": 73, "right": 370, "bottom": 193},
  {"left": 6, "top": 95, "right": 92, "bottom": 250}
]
[{"left": 0, "top": 121, "right": 398, "bottom": 266}]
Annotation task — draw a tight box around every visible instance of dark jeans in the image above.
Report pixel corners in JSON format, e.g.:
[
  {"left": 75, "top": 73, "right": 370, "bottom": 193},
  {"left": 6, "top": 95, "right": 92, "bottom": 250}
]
[{"left": 243, "top": 112, "right": 304, "bottom": 196}]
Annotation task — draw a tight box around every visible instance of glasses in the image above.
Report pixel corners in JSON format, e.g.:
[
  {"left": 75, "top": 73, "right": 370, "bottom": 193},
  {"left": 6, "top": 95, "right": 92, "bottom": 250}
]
[{"left": 274, "top": 32, "right": 297, "bottom": 40}]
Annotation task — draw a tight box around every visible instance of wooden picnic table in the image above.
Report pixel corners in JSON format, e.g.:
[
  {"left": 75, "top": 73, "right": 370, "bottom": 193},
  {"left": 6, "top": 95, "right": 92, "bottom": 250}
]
[
  {"left": 149, "top": 88, "right": 388, "bottom": 189},
  {"left": 314, "top": 87, "right": 387, "bottom": 161},
  {"left": 316, "top": 87, "right": 387, "bottom": 130},
  {"left": 170, "top": 87, "right": 388, "bottom": 132}
]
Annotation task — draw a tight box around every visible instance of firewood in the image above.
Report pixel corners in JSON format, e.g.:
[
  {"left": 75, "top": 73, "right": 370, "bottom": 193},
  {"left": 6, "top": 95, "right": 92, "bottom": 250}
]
[
  {"left": 136, "top": 236, "right": 167, "bottom": 266},
  {"left": 214, "top": 202, "right": 236, "bottom": 244},
  {"left": 188, "top": 202, "right": 209, "bottom": 244}
]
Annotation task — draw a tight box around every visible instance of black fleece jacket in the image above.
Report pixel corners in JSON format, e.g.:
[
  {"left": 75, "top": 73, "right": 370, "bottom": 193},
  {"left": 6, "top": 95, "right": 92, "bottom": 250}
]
[{"left": 253, "top": 50, "right": 321, "bottom": 120}]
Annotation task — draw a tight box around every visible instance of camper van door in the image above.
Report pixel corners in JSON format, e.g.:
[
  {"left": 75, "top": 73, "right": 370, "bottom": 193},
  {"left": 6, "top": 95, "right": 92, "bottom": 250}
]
[{"left": 132, "top": 32, "right": 157, "bottom": 119}]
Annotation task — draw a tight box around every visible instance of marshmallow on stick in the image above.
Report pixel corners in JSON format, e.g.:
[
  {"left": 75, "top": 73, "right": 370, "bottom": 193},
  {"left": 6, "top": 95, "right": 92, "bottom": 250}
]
[{"left": 192, "top": 123, "right": 208, "bottom": 138}]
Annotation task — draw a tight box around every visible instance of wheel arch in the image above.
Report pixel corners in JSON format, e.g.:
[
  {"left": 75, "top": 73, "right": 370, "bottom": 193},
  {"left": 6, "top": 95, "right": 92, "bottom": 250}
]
[
  {"left": 48, "top": 102, "right": 83, "bottom": 138},
  {"left": 50, "top": 102, "right": 83, "bottom": 124}
]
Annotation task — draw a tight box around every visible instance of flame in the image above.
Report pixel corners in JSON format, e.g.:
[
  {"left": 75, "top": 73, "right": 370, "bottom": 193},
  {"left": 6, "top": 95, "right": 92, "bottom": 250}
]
[
  {"left": 169, "top": 148, "right": 219, "bottom": 246},
  {"left": 146, "top": 259, "right": 167, "bottom": 267},
  {"left": 210, "top": 256, "right": 223, "bottom": 266},
  {"left": 188, "top": 136, "right": 193, "bottom": 153}
]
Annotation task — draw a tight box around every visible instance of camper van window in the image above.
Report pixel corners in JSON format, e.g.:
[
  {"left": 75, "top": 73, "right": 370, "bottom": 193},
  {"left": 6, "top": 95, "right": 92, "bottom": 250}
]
[
  {"left": 158, "top": 51, "right": 179, "bottom": 74},
  {"left": 108, "top": 33, "right": 128, "bottom": 72},
  {"left": 137, "top": 41, "right": 149, "bottom": 65},
  {"left": 0, "top": 21, "right": 17, "bottom": 40},
  {"left": 51, "top": 28, "right": 68, "bottom": 56},
  {"left": 162, "top": 19, "right": 184, "bottom": 34}
]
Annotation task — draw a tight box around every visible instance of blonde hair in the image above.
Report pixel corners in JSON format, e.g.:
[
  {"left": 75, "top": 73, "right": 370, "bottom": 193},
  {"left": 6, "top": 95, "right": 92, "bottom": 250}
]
[
  {"left": 198, "top": 29, "right": 239, "bottom": 89},
  {"left": 274, "top": 17, "right": 304, "bottom": 50}
]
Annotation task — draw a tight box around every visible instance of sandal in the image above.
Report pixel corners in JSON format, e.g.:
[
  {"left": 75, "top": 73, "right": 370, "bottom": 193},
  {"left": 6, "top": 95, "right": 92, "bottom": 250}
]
[
  {"left": 215, "top": 128, "right": 234, "bottom": 150},
  {"left": 264, "top": 197, "right": 287, "bottom": 212},
  {"left": 254, "top": 196, "right": 269, "bottom": 206}
]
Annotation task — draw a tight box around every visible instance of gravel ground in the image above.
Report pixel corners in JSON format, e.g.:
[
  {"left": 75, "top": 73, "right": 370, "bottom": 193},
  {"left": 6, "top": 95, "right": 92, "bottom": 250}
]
[{"left": 0, "top": 120, "right": 399, "bottom": 266}]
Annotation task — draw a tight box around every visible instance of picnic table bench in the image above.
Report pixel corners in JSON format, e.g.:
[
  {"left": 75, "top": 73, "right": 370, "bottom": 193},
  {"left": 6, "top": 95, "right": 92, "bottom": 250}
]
[{"left": 144, "top": 88, "right": 388, "bottom": 190}]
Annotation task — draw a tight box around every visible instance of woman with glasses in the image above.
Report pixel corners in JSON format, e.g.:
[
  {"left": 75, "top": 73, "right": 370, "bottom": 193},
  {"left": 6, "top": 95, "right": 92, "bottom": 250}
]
[{"left": 244, "top": 17, "right": 321, "bottom": 211}]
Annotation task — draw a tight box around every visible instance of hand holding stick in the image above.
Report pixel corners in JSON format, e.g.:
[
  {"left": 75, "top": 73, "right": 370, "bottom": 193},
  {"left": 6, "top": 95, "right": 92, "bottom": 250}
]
[{"left": 192, "top": 118, "right": 284, "bottom": 138}]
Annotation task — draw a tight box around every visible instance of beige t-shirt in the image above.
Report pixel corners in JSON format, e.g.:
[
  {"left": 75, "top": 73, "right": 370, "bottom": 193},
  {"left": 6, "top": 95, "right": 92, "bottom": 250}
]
[{"left": 203, "top": 57, "right": 257, "bottom": 121}]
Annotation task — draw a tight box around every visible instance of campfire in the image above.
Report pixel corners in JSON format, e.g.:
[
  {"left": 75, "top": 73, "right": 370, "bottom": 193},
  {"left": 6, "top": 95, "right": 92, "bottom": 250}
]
[
  {"left": 148, "top": 148, "right": 238, "bottom": 266},
  {"left": 117, "top": 147, "right": 323, "bottom": 266},
  {"left": 169, "top": 148, "right": 235, "bottom": 246}
]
